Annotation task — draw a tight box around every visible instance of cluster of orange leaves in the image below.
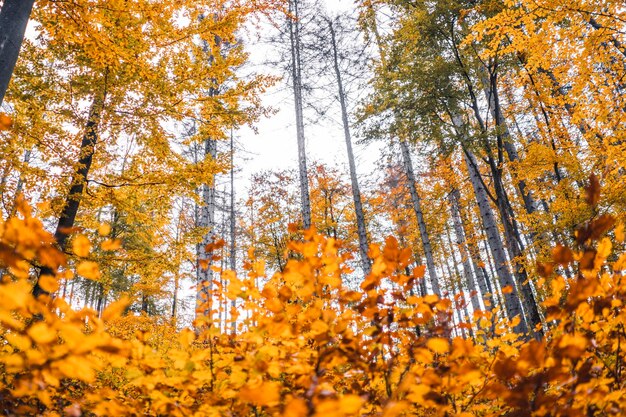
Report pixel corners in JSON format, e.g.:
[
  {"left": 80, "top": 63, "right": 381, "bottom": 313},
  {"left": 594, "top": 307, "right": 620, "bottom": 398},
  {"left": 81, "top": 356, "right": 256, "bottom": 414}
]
[{"left": 1, "top": 196, "right": 625, "bottom": 416}]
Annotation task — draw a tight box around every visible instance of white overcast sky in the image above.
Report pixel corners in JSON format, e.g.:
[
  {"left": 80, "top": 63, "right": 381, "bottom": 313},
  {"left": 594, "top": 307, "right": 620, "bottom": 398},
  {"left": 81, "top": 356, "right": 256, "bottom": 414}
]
[{"left": 234, "top": 0, "right": 385, "bottom": 195}]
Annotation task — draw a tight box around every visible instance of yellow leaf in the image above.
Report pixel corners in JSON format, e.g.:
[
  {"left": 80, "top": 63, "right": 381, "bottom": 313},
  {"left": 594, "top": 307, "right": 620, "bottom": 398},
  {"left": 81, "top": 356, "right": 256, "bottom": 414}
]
[
  {"left": 283, "top": 397, "right": 308, "bottom": 417},
  {"left": 76, "top": 261, "right": 100, "bottom": 280},
  {"left": 406, "top": 384, "right": 430, "bottom": 403},
  {"left": 338, "top": 395, "right": 363, "bottom": 414},
  {"left": 56, "top": 355, "right": 96, "bottom": 382},
  {"left": 101, "top": 238, "right": 122, "bottom": 251},
  {"left": 240, "top": 381, "right": 280, "bottom": 406},
  {"left": 310, "top": 320, "right": 329, "bottom": 336},
  {"left": 28, "top": 322, "right": 57, "bottom": 345},
  {"left": 72, "top": 235, "right": 91, "bottom": 257},
  {"left": 102, "top": 296, "right": 129, "bottom": 321},
  {"left": 179, "top": 328, "right": 195, "bottom": 348},
  {"left": 98, "top": 223, "right": 111, "bottom": 236},
  {"left": 597, "top": 237, "right": 612, "bottom": 259},
  {"left": 426, "top": 338, "right": 449, "bottom": 354},
  {"left": 5, "top": 332, "right": 31, "bottom": 351}
]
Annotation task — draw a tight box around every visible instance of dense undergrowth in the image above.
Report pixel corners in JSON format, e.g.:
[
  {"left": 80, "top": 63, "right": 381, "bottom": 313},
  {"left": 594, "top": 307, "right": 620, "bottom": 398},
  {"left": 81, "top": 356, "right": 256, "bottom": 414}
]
[{"left": 1, "top": 186, "right": 625, "bottom": 417}]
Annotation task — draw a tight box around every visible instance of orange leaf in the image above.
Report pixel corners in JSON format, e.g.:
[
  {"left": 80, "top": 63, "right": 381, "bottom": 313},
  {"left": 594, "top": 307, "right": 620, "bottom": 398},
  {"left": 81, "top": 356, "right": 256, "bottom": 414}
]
[
  {"left": 426, "top": 337, "right": 449, "bottom": 354},
  {"left": 338, "top": 395, "right": 363, "bottom": 414},
  {"left": 283, "top": 397, "right": 308, "bottom": 417},
  {"left": 240, "top": 381, "right": 280, "bottom": 406},
  {"left": 76, "top": 261, "right": 100, "bottom": 280},
  {"left": 0, "top": 113, "right": 12, "bottom": 130},
  {"left": 72, "top": 235, "right": 91, "bottom": 258},
  {"left": 501, "top": 285, "right": 514, "bottom": 294},
  {"left": 101, "top": 239, "right": 121, "bottom": 251},
  {"left": 552, "top": 245, "right": 573, "bottom": 265},
  {"left": 585, "top": 174, "right": 601, "bottom": 207},
  {"left": 38, "top": 274, "right": 59, "bottom": 293},
  {"left": 28, "top": 322, "right": 57, "bottom": 345},
  {"left": 98, "top": 223, "right": 111, "bottom": 236}
]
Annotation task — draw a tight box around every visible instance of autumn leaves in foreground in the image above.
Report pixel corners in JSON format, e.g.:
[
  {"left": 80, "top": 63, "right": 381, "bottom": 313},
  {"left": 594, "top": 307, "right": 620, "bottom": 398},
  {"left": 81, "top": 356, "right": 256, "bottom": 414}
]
[{"left": 0, "top": 182, "right": 625, "bottom": 416}]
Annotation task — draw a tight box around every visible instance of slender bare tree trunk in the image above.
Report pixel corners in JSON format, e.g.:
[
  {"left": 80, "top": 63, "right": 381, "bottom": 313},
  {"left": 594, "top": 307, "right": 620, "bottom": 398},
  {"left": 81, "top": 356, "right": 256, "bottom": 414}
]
[
  {"left": 0, "top": 0, "right": 35, "bottom": 106},
  {"left": 288, "top": 0, "right": 311, "bottom": 230},
  {"left": 229, "top": 129, "right": 237, "bottom": 334},
  {"left": 448, "top": 188, "right": 481, "bottom": 312},
  {"left": 399, "top": 139, "right": 440, "bottom": 296},
  {"left": 444, "top": 226, "right": 474, "bottom": 340},
  {"left": 480, "top": 68, "right": 538, "bottom": 216},
  {"left": 327, "top": 18, "right": 370, "bottom": 274},
  {"left": 196, "top": 135, "right": 217, "bottom": 318},
  {"left": 462, "top": 65, "right": 543, "bottom": 337},
  {"left": 463, "top": 147, "right": 528, "bottom": 335},
  {"left": 458, "top": 197, "right": 495, "bottom": 312},
  {"left": 363, "top": 3, "right": 438, "bottom": 292},
  {"left": 196, "top": 30, "right": 221, "bottom": 320}
]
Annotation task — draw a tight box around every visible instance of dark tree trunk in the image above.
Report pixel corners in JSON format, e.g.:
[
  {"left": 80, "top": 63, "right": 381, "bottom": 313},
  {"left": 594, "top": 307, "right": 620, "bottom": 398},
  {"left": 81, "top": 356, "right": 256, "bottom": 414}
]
[
  {"left": 33, "top": 87, "right": 107, "bottom": 298},
  {"left": 0, "top": 0, "right": 35, "bottom": 106}
]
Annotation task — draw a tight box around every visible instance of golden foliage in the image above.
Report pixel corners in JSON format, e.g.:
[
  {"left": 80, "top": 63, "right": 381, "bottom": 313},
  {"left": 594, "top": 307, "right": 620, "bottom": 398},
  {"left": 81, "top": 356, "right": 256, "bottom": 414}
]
[{"left": 0, "top": 196, "right": 625, "bottom": 416}]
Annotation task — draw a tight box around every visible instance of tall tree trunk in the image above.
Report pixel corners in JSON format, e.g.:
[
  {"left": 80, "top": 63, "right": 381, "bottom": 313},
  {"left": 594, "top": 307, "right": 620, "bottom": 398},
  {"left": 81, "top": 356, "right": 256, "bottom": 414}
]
[
  {"left": 480, "top": 67, "right": 538, "bottom": 216},
  {"left": 482, "top": 147, "right": 542, "bottom": 337},
  {"left": 33, "top": 84, "right": 107, "bottom": 298},
  {"left": 462, "top": 63, "right": 543, "bottom": 336},
  {"left": 196, "top": 135, "right": 217, "bottom": 319},
  {"left": 444, "top": 225, "right": 474, "bottom": 340},
  {"left": 364, "top": 2, "right": 437, "bottom": 291},
  {"left": 463, "top": 147, "right": 528, "bottom": 335},
  {"left": 196, "top": 31, "right": 221, "bottom": 320},
  {"left": 172, "top": 270, "right": 179, "bottom": 319},
  {"left": 399, "top": 139, "right": 440, "bottom": 296},
  {"left": 288, "top": 0, "right": 311, "bottom": 230},
  {"left": 458, "top": 198, "right": 495, "bottom": 312},
  {"left": 327, "top": 18, "right": 370, "bottom": 274},
  {"left": 171, "top": 202, "right": 184, "bottom": 321},
  {"left": 0, "top": 0, "right": 35, "bottom": 106},
  {"left": 229, "top": 129, "right": 237, "bottom": 335},
  {"left": 448, "top": 188, "right": 481, "bottom": 313}
]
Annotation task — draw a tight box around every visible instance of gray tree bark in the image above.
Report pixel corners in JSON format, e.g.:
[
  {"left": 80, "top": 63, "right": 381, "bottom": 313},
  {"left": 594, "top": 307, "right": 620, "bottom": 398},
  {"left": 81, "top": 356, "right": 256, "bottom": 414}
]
[
  {"left": 480, "top": 68, "right": 538, "bottom": 216},
  {"left": 327, "top": 18, "right": 370, "bottom": 274},
  {"left": 229, "top": 129, "right": 237, "bottom": 334},
  {"left": 196, "top": 135, "right": 217, "bottom": 318},
  {"left": 0, "top": 0, "right": 35, "bottom": 107},
  {"left": 463, "top": 147, "right": 528, "bottom": 335},
  {"left": 399, "top": 139, "right": 440, "bottom": 296},
  {"left": 448, "top": 188, "right": 481, "bottom": 312},
  {"left": 288, "top": 0, "right": 311, "bottom": 230}
]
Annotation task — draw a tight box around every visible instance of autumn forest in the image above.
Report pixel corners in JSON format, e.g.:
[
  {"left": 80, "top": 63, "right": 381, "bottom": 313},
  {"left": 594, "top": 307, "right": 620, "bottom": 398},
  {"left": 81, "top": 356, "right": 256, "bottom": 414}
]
[{"left": 0, "top": 0, "right": 625, "bottom": 415}]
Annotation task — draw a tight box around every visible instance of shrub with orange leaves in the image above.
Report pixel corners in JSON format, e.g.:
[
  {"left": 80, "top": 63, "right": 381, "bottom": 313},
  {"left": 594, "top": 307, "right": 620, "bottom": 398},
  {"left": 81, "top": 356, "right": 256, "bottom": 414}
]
[{"left": 1, "top": 190, "right": 626, "bottom": 416}]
